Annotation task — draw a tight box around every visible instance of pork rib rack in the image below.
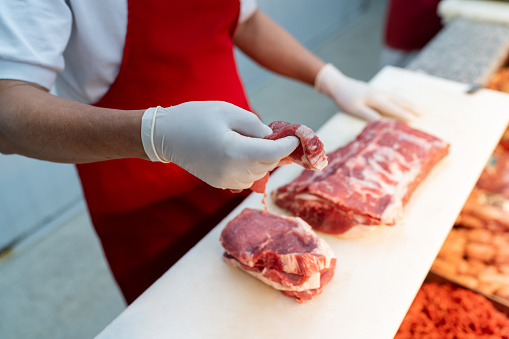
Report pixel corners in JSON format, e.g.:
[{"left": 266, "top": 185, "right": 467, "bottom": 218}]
[
  {"left": 272, "top": 120, "right": 450, "bottom": 237},
  {"left": 220, "top": 208, "right": 336, "bottom": 303}
]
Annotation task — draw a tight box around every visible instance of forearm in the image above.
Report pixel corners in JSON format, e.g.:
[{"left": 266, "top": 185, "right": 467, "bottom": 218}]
[
  {"left": 233, "top": 10, "right": 325, "bottom": 86},
  {"left": 0, "top": 80, "right": 148, "bottom": 163}
]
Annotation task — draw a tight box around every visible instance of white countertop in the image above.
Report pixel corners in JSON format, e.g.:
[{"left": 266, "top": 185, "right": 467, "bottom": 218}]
[{"left": 95, "top": 66, "right": 509, "bottom": 339}]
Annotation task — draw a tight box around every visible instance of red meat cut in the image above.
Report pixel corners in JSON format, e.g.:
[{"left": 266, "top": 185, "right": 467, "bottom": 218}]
[
  {"left": 220, "top": 208, "right": 336, "bottom": 303},
  {"left": 272, "top": 120, "right": 449, "bottom": 237},
  {"left": 249, "top": 121, "right": 327, "bottom": 194},
  {"left": 266, "top": 121, "right": 328, "bottom": 171}
]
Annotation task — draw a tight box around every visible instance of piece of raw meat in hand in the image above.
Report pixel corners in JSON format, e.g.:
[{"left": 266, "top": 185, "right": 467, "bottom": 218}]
[
  {"left": 249, "top": 121, "right": 328, "bottom": 193},
  {"left": 220, "top": 208, "right": 336, "bottom": 303}
]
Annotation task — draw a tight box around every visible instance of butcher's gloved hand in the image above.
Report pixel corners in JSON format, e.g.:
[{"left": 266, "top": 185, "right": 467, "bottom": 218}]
[
  {"left": 315, "top": 63, "right": 419, "bottom": 121},
  {"left": 141, "top": 101, "right": 299, "bottom": 190}
]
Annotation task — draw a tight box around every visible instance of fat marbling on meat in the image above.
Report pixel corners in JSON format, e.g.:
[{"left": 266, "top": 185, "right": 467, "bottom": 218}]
[
  {"left": 249, "top": 121, "right": 327, "bottom": 194},
  {"left": 272, "top": 120, "right": 450, "bottom": 237},
  {"left": 220, "top": 208, "right": 336, "bottom": 303}
]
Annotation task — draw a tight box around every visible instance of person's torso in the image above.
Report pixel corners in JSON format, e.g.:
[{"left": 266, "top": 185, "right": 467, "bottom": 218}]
[
  {"left": 75, "top": 0, "right": 253, "bottom": 214},
  {"left": 54, "top": 0, "right": 255, "bottom": 104}
]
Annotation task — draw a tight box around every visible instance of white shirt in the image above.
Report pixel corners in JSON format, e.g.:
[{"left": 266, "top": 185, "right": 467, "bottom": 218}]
[{"left": 0, "top": 0, "right": 257, "bottom": 104}]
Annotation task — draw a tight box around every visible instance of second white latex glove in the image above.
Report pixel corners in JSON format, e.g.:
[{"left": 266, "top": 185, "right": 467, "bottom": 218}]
[
  {"left": 141, "top": 101, "right": 299, "bottom": 190},
  {"left": 315, "top": 63, "right": 419, "bottom": 121}
]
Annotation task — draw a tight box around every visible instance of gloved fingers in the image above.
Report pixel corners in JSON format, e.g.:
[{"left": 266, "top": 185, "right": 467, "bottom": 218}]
[
  {"left": 368, "top": 94, "right": 417, "bottom": 121},
  {"left": 246, "top": 156, "right": 295, "bottom": 175},
  {"left": 276, "top": 158, "right": 294, "bottom": 167},
  {"left": 388, "top": 96, "right": 423, "bottom": 117},
  {"left": 226, "top": 131, "right": 299, "bottom": 163},
  {"left": 242, "top": 135, "right": 300, "bottom": 164},
  {"left": 228, "top": 180, "right": 254, "bottom": 190},
  {"left": 226, "top": 108, "right": 273, "bottom": 138},
  {"left": 246, "top": 160, "right": 280, "bottom": 175},
  {"left": 351, "top": 105, "right": 381, "bottom": 121},
  {"left": 230, "top": 171, "right": 270, "bottom": 190},
  {"left": 250, "top": 170, "right": 272, "bottom": 182}
]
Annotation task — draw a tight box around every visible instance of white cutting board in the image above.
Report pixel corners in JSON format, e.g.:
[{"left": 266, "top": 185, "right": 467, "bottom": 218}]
[{"left": 95, "top": 66, "right": 509, "bottom": 339}]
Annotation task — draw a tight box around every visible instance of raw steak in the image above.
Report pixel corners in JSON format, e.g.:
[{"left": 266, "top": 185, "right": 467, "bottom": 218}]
[
  {"left": 249, "top": 121, "right": 328, "bottom": 194},
  {"left": 272, "top": 120, "right": 449, "bottom": 237},
  {"left": 220, "top": 208, "right": 336, "bottom": 303}
]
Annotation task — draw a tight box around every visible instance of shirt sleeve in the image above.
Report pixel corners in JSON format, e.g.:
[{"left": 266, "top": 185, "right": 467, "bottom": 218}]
[
  {"left": 239, "top": 0, "right": 258, "bottom": 23},
  {"left": 0, "top": 0, "right": 72, "bottom": 90}
]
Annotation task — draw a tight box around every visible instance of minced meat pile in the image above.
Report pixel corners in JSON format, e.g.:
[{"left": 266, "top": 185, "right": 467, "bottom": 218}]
[{"left": 395, "top": 283, "right": 509, "bottom": 338}]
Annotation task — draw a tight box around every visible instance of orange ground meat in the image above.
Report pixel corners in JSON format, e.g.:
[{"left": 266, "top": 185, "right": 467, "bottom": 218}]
[{"left": 395, "top": 283, "right": 509, "bottom": 338}]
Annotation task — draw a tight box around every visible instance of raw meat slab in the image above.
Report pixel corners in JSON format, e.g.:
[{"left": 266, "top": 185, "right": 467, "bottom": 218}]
[{"left": 273, "top": 120, "right": 449, "bottom": 235}]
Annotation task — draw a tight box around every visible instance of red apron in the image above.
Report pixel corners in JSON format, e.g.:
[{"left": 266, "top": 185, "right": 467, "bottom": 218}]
[
  {"left": 76, "top": 0, "right": 251, "bottom": 304},
  {"left": 384, "top": 0, "right": 442, "bottom": 51}
]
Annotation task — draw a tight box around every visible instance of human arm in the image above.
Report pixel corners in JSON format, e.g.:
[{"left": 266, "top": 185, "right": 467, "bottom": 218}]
[
  {"left": 0, "top": 79, "right": 147, "bottom": 163},
  {"left": 0, "top": 80, "right": 298, "bottom": 189},
  {"left": 233, "top": 10, "right": 324, "bottom": 87},
  {"left": 233, "top": 10, "right": 418, "bottom": 121},
  {"left": 0, "top": 1, "right": 296, "bottom": 189}
]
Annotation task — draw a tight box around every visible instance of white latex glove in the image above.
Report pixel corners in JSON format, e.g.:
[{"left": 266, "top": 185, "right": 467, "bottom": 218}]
[
  {"left": 141, "top": 101, "right": 299, "bottom": 190},
  {"left": 315, "top": 63, "right": 419, "bottom": 121}
]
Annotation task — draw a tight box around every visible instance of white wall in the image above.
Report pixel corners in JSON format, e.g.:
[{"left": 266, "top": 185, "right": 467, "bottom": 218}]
[
  {"left": 0, "top": 0, "right": 367, "bottom": 251},
  {"left": 237, "top": 0, "right": 367, "bottom": 91}
]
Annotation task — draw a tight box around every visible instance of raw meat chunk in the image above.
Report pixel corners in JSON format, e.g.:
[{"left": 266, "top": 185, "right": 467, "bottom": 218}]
[
  {"left": 249, "top": 121, "right": 327, "bottom": 194},
  {"left": 272, "top": 120, "right": 449, "bottom": 237},
  {"left": 220, "top": 208, "right": 336, "bottom": 303},
  {"left": 265, "top": 121, "right": 328, "bottom": 171}
]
